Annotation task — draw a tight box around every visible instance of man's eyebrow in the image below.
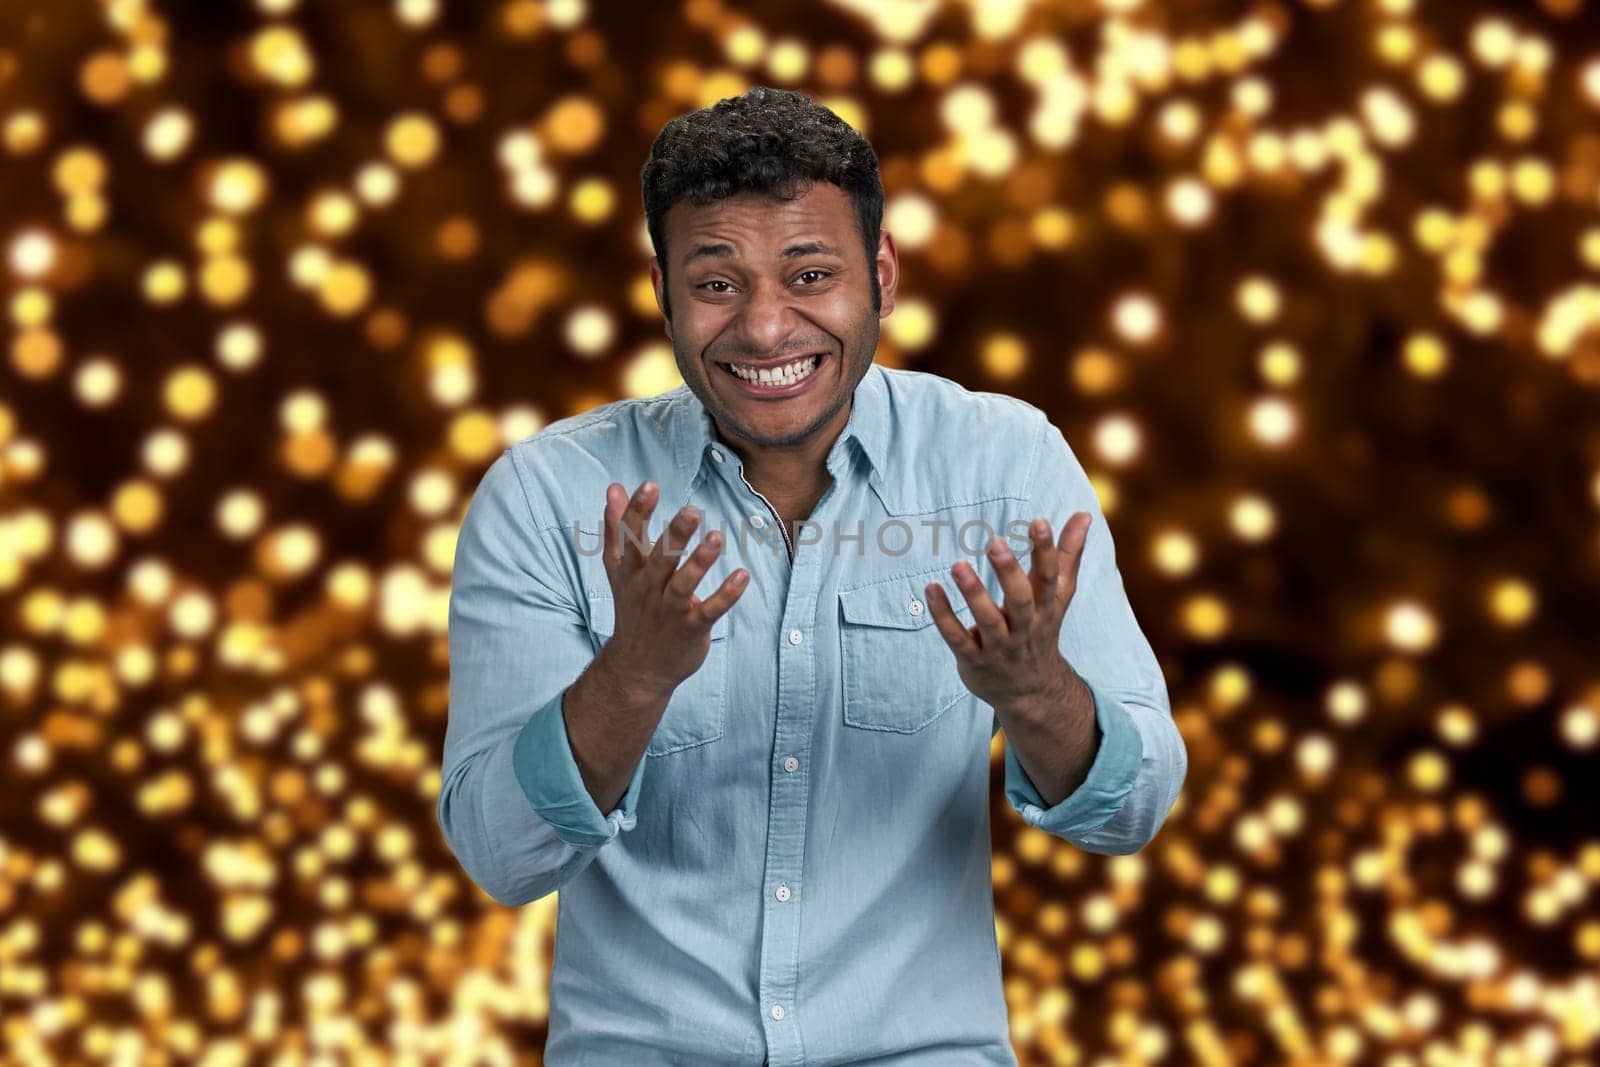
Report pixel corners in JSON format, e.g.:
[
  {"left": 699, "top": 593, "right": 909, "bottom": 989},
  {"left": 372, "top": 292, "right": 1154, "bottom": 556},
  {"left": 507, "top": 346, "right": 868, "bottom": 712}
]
[
  {"left": 681, "top": 240, "right": 844, "bottom": 265},
  {"left": 682, "top": 242, "right": 734, "bottom": 265},
  {"left": 779, "top": 241, "right": 843, "bottom": 259}
]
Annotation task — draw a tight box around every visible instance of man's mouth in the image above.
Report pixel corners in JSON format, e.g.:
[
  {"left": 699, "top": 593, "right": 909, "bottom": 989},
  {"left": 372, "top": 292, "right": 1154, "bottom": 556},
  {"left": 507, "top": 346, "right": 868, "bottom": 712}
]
[{"left": 716, "top": 352, "right": 827, "bottom": 389}]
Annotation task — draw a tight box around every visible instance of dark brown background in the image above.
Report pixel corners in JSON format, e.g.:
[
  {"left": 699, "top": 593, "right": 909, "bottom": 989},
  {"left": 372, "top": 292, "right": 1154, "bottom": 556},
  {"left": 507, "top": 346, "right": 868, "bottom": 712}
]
[{"left": 2, "top": 0, "right": 1598, "bottom": 1062}]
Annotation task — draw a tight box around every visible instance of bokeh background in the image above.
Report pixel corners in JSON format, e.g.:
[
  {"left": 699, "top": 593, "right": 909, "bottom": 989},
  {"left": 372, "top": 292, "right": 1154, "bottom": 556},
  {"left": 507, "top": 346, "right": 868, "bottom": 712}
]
[{"left": 3, "top": 0, "right": 1599, "bottom": 1063}]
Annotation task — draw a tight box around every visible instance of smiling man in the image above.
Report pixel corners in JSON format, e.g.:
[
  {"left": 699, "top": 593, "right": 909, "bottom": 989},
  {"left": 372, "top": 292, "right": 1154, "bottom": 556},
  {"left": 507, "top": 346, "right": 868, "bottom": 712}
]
[{"left": 438, "top": 87, "right": 1188, "bottom": 1066}]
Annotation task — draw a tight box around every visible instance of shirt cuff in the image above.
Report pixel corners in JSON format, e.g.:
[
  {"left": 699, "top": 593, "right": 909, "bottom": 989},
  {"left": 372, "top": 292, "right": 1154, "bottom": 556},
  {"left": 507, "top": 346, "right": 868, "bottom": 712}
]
[
  {"left": 1003, "top": 677, "right": 1144, "bottom": 838},
  {"left": 510, "top": 684, "right": 648, "bottom": 848}
]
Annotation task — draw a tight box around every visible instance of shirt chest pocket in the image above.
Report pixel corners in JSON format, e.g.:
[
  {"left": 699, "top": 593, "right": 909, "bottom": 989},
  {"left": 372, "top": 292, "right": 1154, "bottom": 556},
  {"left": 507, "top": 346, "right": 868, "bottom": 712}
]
[
  {"left": 585, "top": 595, "right": 731, "bottom": 757},
  {"left": 837, "top": 569, "right": 976, "bottom": 734}
]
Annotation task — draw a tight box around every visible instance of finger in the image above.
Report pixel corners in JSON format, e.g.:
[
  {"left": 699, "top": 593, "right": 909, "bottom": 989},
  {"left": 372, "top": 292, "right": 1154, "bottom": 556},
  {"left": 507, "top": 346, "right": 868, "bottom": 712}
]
[
  {"left": 664, "top": 524, "right": 722, "bottom": 604},
  {"left": 618, "top": 480, "right": 659, "bottom": 570},
  {"left": 986, "top": 535, "right": 1034, "bottom": 635},
  {"left": 695, "top": 567, "right": 751, "bottom": 627},
  {"left": 923, "top": 581, "right": 978, "bottom": 658},
  {"left": 1057, "top": 511, "right": 1091, "bottom": 601},
  {"left": 950, "top": 560, "right": 1006, "bottom": 650},
  {"left": 1027, "top": 517, "right": 1060, "bottom": 612},
  {"left": 646, "top": 504, "right": 701, "bottom": 587},
  {"left": 602, "top": 483, "right": 626, "bottom": 578}
]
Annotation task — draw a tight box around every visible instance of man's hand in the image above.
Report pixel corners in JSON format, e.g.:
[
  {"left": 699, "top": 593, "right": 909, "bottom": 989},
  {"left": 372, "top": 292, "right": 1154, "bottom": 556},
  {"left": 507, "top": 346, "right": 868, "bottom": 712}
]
[
  {"left": 923, "top": 511, "right": 1101, "bottom": 807},
  {"left": 563, "top": 480, "right": 748, "bottom": 816},
  {"left": 922, "top": 512, "right": 1091, "bottom": 716},
  {"left": 599, "top": 479, "right": 749, "bottom": 700}
]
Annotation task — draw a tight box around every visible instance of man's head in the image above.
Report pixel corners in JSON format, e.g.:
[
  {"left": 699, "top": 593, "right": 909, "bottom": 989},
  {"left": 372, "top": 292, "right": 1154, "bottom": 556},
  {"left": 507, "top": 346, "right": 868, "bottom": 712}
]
[{"left": 641, "top": 86, "right": 897, "bottom": 453}]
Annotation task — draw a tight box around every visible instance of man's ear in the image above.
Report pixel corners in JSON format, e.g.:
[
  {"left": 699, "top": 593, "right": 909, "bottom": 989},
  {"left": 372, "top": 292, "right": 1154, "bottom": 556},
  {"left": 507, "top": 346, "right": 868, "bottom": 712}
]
[
  {"left": 649, "top": 255, "right": 673, "bottom": 338},
  {"left": 875, "top": 229, "right": 899, "bottom": 318}
]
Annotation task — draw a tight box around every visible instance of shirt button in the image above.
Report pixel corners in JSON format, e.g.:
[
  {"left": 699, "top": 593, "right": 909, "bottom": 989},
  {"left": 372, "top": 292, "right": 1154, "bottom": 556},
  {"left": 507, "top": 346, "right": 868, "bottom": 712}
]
[
  {"left": 908, "top": 599, "right": 923, "bottom": 616},
  {"left": 782, "top": 755, "right": 798, "bottom": 773},
  {"left": 751, "top": 514, "right": 767, "bottom": 528},
  {"left": 711, "top": 448, "right": 725, "bottom": 463},
  {"left": 788, "top": 628, "right": 803, "bottom": 646},
  {"left": 771, "top": 1004, "right": 785, "bottom": 1021},
  {"left": 775, "top": 883, "right": 791, "bottom": 902}
]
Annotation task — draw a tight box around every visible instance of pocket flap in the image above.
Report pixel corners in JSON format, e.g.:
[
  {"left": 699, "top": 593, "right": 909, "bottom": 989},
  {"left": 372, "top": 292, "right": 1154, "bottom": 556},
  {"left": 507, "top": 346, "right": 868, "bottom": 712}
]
[
  {"left": 586, "top": 595, "right": 731, "bottom": 640},
  {"left": 838, "top": 569, "right": 973, "bottom": 630}
]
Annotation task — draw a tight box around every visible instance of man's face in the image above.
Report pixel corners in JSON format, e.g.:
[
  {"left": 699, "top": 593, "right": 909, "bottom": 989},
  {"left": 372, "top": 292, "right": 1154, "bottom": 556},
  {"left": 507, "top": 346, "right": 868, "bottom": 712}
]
[{"left": 650, "top": 181, "right": 897, "bottom": 451}]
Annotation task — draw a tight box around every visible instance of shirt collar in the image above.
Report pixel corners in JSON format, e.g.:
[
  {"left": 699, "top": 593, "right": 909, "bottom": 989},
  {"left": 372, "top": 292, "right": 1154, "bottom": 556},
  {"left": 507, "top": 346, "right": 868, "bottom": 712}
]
[{"left": 672, "top": 360, "right": 888, "bottom": 484}]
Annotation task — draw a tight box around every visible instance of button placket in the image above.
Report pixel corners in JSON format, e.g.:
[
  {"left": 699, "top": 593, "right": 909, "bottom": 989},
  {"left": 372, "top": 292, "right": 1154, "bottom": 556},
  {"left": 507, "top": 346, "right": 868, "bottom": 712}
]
[
  {"left": 734, "top": 463, "right": 793, "bottom": 559},
  {"left": 756, "top": 480, "right": 848, "bottom": 1064}
]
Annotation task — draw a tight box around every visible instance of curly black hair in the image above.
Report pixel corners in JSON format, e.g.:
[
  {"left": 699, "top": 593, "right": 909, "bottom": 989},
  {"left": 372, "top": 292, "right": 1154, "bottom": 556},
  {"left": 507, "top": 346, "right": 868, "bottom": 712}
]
[{"left": 641, "top": 85, "right": 884, "bottom": 322}]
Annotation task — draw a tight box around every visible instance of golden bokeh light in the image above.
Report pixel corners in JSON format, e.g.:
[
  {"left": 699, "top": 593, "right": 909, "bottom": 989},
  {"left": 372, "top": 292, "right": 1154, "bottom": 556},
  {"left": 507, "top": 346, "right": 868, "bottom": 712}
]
[{"left": 1, "top": 2, "right": 1595, "bottom": 1064}]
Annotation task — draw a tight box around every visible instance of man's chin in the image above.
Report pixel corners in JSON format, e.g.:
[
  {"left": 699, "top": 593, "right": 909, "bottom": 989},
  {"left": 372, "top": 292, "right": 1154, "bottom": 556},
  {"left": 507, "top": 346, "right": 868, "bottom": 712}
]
[{"left": 736, "top": 395, "right": 853, "bottom": 451}]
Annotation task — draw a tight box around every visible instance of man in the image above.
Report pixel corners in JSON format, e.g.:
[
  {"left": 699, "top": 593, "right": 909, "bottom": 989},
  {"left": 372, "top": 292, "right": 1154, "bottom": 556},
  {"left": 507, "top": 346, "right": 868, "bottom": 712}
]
[{"left": 438, "top": 86, "right": 1187, "bottom": 1066}]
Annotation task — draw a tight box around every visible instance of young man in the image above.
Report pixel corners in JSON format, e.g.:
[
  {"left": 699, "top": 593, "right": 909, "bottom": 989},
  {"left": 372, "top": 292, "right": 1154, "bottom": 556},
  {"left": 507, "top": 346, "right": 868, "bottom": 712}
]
[{"left": 439, "top": 87, "right": 1187, "bottom": 1066}]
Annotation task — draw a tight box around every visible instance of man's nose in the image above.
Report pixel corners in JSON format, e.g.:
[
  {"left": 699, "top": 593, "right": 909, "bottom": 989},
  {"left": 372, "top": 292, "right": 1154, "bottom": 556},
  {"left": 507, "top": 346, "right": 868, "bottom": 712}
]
[{"left": 734, "top": 279, "right": 804, "bottom": 354}]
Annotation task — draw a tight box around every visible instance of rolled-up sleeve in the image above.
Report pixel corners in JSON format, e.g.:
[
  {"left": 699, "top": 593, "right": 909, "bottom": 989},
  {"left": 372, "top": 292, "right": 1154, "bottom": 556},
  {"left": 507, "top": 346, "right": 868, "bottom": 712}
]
[
  {"left": 511, "top": 684, "right": 647, "bottom": 848},
  {"left": 1004, "top": 677, "right": 1143, "bottom": 837},
  {"left": 436, "top": 446, "right": 646, "bottom": 906},
  {"left": 1000, "top": 415, "right": 1188, "bottom": 855}
]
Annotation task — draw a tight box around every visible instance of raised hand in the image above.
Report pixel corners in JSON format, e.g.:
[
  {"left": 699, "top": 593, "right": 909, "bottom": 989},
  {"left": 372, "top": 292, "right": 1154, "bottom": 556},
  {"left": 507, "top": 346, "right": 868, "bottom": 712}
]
[
  {"left": 922, "top": 511, "right": 1091, "bottom": 712},
  {"left": 600, "top": 479, "right": 749, "bottom": 699}
]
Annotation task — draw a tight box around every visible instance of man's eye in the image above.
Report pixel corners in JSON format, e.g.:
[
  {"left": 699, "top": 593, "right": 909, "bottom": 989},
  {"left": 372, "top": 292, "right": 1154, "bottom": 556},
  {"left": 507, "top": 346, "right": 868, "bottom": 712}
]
[
  {"left": 795, "top": 270, "right": 829, "bottom": 285},
  {"left": 698, "top": 280, "right": 733, "bottom": 293}
]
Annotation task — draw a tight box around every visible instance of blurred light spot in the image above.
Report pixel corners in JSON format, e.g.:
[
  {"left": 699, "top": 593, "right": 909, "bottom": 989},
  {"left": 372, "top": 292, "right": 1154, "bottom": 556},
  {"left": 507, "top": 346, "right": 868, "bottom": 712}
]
[
  {"left": 1326, "top": 681, "right": 1367, "bottom": 724},
  {"left": 1092, "top": 414, "right": 1140, "bottom": 466},
  {"left": 1182, "top": 594, "right": 1228, "bottom": 639},
  {"left": 624, "top": 343, "right": 681, "bottom": 397},
  {"left": 1110, "top": 292, "right": 1161, "bottom": 345},
  {"left": 1487, "top": 578, "right": 1536, "bottom": 626},
  {"left": 1246, "top": 396, "right": 1296, "bottom": 446},
  {"left": 885, "top": 297, "right": 935, "bottom": 350},
  {"left": 569, "top": 177, "right": 614, "bottom": 222},
  {"left": 980, "top": 333, "right": 1026, "bottom": 379},
  {"left": 9, "top": 229, "right": 56, "bottom": 278},
  {"left": 564, "top": 305, "right": 614, "bottom": 357},
  {"left": 885, "top": 193, "right": 937, "bottom": 249},
  {"left": 386, "top": 113, "right": 441, "bottom": 168},
  {"left": 1151, "top": 529, "right": 1199, "bottom": 576},
  {"left": 1385, "top": 600, "right": 1439, "bottom": 652}
]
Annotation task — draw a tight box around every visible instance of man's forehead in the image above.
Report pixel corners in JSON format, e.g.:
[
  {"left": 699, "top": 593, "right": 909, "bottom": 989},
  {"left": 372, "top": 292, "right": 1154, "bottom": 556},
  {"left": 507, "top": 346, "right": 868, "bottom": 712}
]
[{"left": 665, "top": 186, "right": 854, "bottom": 256}]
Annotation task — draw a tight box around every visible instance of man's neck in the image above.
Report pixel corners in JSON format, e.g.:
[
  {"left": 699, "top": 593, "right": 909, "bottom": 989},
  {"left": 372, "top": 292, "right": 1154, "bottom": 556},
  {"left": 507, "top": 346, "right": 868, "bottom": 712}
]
[{"left": 713, "top": 402, "right": 851, "bottom": 525}]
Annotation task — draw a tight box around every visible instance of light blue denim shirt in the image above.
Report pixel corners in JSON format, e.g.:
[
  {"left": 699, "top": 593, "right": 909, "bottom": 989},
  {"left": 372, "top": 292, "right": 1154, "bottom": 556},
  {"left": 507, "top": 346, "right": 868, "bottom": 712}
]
[{"left": 438, "top": 362, "right": 1186, "bottom": 1066}]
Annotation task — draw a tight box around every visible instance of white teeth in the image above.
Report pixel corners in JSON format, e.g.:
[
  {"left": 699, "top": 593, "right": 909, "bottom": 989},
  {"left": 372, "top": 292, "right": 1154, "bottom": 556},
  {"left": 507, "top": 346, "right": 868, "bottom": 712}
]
[{"left": 727, "top": 354, "right": 820, "bottom": 386}]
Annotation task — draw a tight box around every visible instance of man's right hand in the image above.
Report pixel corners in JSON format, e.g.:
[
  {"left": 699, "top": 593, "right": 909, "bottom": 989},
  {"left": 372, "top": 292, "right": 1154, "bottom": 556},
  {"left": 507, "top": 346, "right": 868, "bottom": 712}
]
[
  {"left": 560, "top": 480, "right": 747, "bottom": 817},
  {"left": 597, "top": 478, "right": 748, "bottom": 700}
]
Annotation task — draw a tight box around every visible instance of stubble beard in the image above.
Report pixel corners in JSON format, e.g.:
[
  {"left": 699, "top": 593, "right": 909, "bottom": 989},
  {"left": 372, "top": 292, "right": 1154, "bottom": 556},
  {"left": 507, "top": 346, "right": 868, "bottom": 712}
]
[{"left": 680, "top": 314, "right": 880, "bottom": 451}]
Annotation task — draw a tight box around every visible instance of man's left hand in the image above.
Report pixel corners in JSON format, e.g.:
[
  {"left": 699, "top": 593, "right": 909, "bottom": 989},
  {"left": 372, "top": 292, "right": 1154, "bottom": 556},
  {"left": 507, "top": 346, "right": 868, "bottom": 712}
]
[{"left": 923, "top": 511, "right": 1091, "bottom": 717}]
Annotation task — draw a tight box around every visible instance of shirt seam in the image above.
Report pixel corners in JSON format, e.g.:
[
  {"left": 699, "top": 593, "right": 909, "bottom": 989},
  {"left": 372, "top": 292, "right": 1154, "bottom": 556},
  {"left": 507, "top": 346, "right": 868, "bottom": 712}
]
[
  {"left": 512, "top": 391, "right": 681, "bottom": 448},
  {"left": 503, "top": 445, "right": 586, "bottom": 611},
  {"left": 1021, "top": 409, "right": 1052, "bottom": 512},
  {"left": 836, "top": 560, "right": 974, "bottom": 593}
]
